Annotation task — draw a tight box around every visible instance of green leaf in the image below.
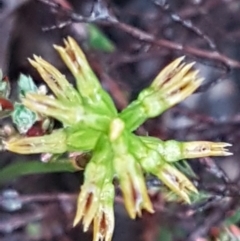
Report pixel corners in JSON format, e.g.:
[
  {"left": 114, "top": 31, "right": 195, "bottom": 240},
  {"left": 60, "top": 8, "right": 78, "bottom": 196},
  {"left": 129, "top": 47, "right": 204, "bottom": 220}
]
[
  {"left": 12, "top": 103, "right": 37, "bottom": 134},
  {"left": 0, "top": 160, "right": 78, "bottom": 183},
  {"left": 174, "top": 160, "right": 197, "bottom": 179},
  {"left": 18, "top": 73, "right": 38, "bottom": 96},
  {"left": 87, "top": 24, "right": 115, "bottom": 52},
  {"left": 190, "top": 191, "right": 211, "bottom": 203},
  {"left": 159, "top": 226, "right": 187, "bottom": 241},
  {"left": 158, "top": 227, "right": 172, "bottom": 241},
  {"left": 224, "top": 209, "right": 240, "bottom": 225}
]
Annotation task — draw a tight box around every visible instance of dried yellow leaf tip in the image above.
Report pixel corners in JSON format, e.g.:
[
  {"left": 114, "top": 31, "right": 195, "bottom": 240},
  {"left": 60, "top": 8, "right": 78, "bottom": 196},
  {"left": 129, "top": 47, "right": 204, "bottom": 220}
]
[
  {"left": 114, "top": 154, "right": 154, "bottom": 219},
  {"left": 93, "top": 183, "right": 115, "bottom": 241},
  {"left": 53, "top": 37, "right": 101, "bottom": 97},
  {"left": 53, "top": 36, "right": 117, "bottom": 116},
  {"left": 28, "top": 55, "right": 82, "bottom": 104},
  {"left": 74, "top": 180, "right": 115, "bottom": 241},
  {"left": 3, "top": 129, "right": 67, "bottom": 154},
  {"left": 182, "top": 141, "right": 233, "bottom": 158},
  {"left": 152, "top": 58, "right": 203, "bottom": 107},
  {"left": 73, "top": 161, "right": 106, "bottom": 228},
  {"left": 141, "top": 138, "right": 233, "bottom": 162},
  {"left": 122, "top": 56, "right": 204, "bottom": 131},
  {"left": 156, "top": 164, "right": 198, "bottom": 203},
  {"left": 152, "top": 56, "right": 191, "bottom": 88},
  {"left": 74, "top": 182, "right": 101, "bottom": 230}
]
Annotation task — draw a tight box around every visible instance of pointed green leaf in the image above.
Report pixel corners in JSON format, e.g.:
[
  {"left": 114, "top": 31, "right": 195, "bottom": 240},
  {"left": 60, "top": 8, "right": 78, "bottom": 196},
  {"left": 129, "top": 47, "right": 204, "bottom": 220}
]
[
  {"left": 174, "top": 160, "right": 197, "bottom": 179},
  {"left": 87, "top": 24, "right": 115, "bottom": 52},
  {"left": 0, "top": 159, "right": 78, "bottom": 184}
]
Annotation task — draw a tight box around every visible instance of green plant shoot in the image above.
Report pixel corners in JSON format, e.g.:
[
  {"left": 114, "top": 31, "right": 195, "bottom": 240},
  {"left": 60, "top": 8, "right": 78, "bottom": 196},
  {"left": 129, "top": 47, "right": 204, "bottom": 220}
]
[{"left": 1, "top": 37, "right": 232, "bottom": 241}]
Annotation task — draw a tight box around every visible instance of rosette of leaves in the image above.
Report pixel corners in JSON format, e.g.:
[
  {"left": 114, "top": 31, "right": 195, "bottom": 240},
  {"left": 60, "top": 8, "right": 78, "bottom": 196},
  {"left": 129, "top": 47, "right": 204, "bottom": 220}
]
[
  {"left": 0, "top": 71, "right": 52, "bottom": 136},
  {"left": 1, "top": 37, "right": 232, "bottom": 241},
  {"left": 12, "top": 74, "right": 55, "bottom": 136}
]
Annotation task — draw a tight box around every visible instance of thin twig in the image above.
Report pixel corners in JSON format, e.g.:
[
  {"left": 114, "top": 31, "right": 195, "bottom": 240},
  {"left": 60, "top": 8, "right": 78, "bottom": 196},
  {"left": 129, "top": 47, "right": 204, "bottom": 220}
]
[
  {"left": 111, "top": 21, "right": 240, "bottom": 69},
  {"left": 153, "top": 0, "right": 218, "bottom": 51},
  {"left": 38, "top": 0, "right": 240, "bottom": 71}
]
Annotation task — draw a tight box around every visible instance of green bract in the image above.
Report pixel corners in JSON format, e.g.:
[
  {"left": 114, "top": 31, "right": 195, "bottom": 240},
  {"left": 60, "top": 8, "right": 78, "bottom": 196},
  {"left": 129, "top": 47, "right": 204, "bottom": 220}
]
[
  {"left": 18, "top": 74, "right": 38, "bottom": 96},
  {"left": 12, "top": 103, "right": 37, "bottom": 134},
  {"left": 3, "top": 37, "right": 232, "bottom": 241},
  {"left": 11, "top": 74, "right": 39, "bottom": 134}
]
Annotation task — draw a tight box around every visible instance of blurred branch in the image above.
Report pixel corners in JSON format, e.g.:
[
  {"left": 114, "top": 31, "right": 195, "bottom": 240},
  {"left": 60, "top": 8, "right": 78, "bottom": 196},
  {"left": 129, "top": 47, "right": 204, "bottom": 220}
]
[
  {"left": 0, "top": 192, "right": 77, "bottom": 204},
  {"left": 187, "top": 198, "right": 236, "bottom": 241},
  {"left": 38, "top": 0, "right": 240, "bottom": 71}
]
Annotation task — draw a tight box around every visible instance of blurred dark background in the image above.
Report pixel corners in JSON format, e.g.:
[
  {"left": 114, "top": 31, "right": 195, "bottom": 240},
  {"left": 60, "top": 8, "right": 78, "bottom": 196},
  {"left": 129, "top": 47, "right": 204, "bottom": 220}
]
[{"left": 1, "top": 0, "right": 240, "bottom": 240}]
